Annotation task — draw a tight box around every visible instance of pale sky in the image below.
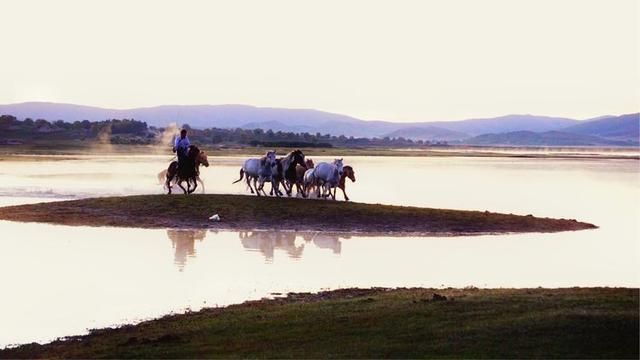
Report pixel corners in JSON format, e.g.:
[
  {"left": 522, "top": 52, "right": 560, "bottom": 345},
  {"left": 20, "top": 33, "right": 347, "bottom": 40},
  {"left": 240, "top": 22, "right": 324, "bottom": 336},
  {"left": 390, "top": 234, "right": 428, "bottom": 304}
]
[{"left": 1, "top": 0, "right": 638, "bottom": 121}]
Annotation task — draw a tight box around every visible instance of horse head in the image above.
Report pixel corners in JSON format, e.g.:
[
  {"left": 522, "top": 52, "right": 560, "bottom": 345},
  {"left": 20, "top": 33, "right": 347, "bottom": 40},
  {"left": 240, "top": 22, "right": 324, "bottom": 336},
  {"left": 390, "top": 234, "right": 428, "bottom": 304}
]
[
  {"left": 343, "top": 165, "right": 355, "bottom": 182},
  {"left": 198, "top": 151, "right": 209, "bottom": 167},
  {"left": 292, "top": 149, "right": 307, "bottom": 169},
  {"left": 261, "top": 150, "right": 277, "bottom": 166},
  {"left": 305, "top": 158, "right": 315, "bottom": 169}
]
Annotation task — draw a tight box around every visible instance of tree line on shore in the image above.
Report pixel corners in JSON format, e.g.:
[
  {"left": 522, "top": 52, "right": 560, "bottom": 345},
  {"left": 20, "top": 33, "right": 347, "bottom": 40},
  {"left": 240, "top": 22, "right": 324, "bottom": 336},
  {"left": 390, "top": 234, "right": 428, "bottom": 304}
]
[{"left": 0, "top": 115, "right": 448, "bottom": 147}]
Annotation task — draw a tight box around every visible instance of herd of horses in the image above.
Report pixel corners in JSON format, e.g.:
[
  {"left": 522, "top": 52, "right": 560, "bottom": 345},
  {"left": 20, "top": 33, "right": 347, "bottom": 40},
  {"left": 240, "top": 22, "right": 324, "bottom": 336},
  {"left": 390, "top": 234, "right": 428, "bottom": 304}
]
[{"left": 161, "top": 146, "right": 356, "bottom": 201}]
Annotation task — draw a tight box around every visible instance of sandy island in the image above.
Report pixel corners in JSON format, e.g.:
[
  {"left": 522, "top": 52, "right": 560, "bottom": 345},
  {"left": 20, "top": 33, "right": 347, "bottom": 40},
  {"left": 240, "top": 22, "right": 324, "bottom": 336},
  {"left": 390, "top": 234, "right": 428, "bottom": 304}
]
[{"left": 0, "top": 194, "right": 596, "bottom": 234}]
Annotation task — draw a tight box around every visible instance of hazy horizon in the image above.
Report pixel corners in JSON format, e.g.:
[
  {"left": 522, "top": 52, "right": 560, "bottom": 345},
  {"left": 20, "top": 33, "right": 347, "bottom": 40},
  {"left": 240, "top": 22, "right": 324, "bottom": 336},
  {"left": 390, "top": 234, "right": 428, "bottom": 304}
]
[
  {"left": 1, "top": 100, "right": 636, "bottom": 122},
  {"left": 1, "top": 0, "right": 638, "bottom": 122}
]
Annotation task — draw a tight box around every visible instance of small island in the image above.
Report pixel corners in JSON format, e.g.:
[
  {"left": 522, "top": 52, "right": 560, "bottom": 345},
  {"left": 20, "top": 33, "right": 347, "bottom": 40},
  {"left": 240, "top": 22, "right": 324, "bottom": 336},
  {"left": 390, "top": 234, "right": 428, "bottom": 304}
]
[{"left": 0, "top": 194, "right": 596, "bottom": 234}]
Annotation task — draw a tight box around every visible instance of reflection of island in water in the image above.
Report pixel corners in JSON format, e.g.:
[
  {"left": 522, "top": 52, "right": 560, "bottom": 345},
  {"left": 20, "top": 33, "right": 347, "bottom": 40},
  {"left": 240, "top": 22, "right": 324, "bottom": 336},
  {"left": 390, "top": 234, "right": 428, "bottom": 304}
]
[
  {"left": 167, "top": 229, "right": 207, "bottom": 271},
  {"left": 240, "top": 231, "right": 348, "bottom": 261}
]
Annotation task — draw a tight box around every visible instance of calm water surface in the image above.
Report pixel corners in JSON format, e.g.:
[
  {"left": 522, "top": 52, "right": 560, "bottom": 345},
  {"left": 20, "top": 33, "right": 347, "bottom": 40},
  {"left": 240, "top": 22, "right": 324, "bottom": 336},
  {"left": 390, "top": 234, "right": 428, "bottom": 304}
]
[{"left": 0, "top": 154, "right": 638, "bottom": 347}]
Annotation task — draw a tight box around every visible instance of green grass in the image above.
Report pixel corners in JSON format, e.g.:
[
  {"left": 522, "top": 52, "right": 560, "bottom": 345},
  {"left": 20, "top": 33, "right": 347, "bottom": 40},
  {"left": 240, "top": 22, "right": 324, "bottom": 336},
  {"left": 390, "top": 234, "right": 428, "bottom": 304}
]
[
  {"left": 2, "top": 288, "right": 637, "bottom": 359},
  {"left": 0, "top": 194, "right": 596, "bottom": 233}
]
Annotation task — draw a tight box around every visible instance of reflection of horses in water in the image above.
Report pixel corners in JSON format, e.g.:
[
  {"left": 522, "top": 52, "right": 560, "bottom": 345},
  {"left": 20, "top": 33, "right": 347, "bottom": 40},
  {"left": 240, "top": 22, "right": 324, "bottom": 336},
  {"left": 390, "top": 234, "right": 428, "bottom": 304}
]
[
  {"left": 166, "top": 229, "right": 207, "bottom": 270},
  {"left": 239, "top": 231, "right": 304, "bottom": 261},
  {"left": 302, "top": 232, "right": 346, "bottom": 254},
  {"left": 165, "top": 145, "right": 209, "bottom": 194}
]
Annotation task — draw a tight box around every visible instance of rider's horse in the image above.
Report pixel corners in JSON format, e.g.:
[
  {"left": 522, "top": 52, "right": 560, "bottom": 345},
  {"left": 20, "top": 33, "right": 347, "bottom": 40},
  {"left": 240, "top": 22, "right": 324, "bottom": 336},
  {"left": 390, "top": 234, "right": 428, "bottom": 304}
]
[{"left": 165, "top": 145, "right": 209, "bottom": 194}]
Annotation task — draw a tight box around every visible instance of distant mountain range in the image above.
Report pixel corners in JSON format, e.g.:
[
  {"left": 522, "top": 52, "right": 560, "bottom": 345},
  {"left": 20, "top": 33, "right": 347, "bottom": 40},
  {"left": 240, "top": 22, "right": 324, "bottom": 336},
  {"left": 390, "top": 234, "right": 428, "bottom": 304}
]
[
  {"left": 561, "top": 113, "right": 639, "bottom": 141},
  {"left": 465, "top": 130, "right": 634, "bottom": 147},
  {"left": 0, "top": 102, "right": 637, "bottom": 146},
  {"left": 464, "top": 113, "right": 639, "bottom": 146}
]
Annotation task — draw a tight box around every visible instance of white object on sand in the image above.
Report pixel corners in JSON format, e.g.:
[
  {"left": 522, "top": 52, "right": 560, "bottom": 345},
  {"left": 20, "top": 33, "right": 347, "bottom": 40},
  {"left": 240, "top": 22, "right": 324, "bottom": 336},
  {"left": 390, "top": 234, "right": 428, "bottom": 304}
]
[{"left": 209, "top": 214, "right": 221, "bottom": 221}]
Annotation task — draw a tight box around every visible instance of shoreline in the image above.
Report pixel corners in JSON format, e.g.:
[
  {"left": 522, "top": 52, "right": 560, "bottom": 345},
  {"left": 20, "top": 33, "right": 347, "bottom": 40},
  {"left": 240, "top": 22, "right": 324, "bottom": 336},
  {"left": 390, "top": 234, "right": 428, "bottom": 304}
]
[
  {"left": 0, "top": 144, "right": 638, "bottom": 160},
  {"left": 2, "top": 287, "right": 637, "bottom": 358},
  {"left": 0, "top": 194, "right": 596, "bottom": 234}
]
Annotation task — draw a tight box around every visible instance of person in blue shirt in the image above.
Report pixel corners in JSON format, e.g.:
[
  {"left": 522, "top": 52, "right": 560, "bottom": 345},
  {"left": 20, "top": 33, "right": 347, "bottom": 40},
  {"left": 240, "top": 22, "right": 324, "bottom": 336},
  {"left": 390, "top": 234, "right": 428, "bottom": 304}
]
[{"left": 173, "top": 129, "right": 191, "bottom": 172}]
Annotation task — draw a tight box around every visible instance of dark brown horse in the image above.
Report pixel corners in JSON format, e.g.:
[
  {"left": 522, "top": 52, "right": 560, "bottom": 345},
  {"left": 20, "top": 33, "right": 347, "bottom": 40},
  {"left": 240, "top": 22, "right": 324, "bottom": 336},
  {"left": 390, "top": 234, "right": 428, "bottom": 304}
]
[
  {"left": 338, "top": 165, "right": 356, "bottom": 201},
  {"left": 269, "top": 149, "right": 307, "bottom": 197},
  {"left": 165, "top": 145, "right": 209, "bottom": 194}
]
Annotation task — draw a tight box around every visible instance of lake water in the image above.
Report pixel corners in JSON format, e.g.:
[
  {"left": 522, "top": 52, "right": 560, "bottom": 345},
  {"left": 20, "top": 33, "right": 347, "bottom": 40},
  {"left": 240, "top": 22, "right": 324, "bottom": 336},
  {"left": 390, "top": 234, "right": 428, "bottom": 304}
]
[{"left": 0, "top": 153, "right": 638, "bottom": 347}]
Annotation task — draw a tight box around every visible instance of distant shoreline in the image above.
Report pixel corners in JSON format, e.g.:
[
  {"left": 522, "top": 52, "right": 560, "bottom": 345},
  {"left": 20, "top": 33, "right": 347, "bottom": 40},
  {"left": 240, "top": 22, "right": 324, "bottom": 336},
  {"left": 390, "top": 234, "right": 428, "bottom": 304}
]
[
  {"left": 0, "top": 194, "right": 597, "bottom": 234},
  {"left": 0, "top": 144, "right": 638, "bottom": 160}
]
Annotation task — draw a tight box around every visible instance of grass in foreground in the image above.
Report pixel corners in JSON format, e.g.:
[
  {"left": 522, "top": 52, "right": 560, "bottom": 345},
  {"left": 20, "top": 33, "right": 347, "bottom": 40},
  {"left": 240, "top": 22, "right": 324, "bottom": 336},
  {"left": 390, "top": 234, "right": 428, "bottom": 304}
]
[
  {"left": 0, "top": 194, "right": 596, "bottom": 234},
  {"left": 1, "top": 287, "right": 637, "bottom": 359}
]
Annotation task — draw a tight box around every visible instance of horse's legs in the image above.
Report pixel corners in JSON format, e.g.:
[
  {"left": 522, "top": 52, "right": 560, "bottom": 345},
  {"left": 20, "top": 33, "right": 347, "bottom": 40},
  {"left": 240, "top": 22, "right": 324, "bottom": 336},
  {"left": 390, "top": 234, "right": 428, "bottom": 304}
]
[
  {"left": 271, "top": 180, "right": 280, "bottom": 197},
  {"left": 323, "top": 184, "right": 331, "bottom": 199},
  {"left": 296, "top": 182, "right": 305, "bottom": 198},
  {"left": 253, "top": 178, "right": 261, "bottom": 196},
  {"left": 283, "top": 180, "right": 292, "bottom": 196},
  {"left": 165, "top": 174, "right": 173, "bottom": 194},
  {"left": 188, "top": 177, "right": 198, "bottom": 194},
  {"left": 279, "top": 180, "right": 287, "bottom": 196},
  {"left": 245, "top": 176, "right": 254, "bottom": 194},
  {"left": 197, "top": 176, "right": 205, "bottom": 194},
  {"left": 177, "top": 179, "right": 188, "bottom": 194},
  {"left": 340, "top": 185, "right": 349, "bottom": 201},
  {"left": 261, "top": 180, "right": 270, "bottom": 196}
]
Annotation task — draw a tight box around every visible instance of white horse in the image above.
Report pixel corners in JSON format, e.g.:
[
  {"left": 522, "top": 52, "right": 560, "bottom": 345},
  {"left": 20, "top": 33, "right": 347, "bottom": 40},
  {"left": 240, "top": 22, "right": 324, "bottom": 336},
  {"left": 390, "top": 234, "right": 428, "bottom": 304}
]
[
  {"left": 307, "top": 158, "right": 344, "bottom": 200},
  {"left": 232, "top": 151, "right": 277, "bottom": 196},
  {"left": 302, "top": 167, "right": 317, "bottom": 197}
]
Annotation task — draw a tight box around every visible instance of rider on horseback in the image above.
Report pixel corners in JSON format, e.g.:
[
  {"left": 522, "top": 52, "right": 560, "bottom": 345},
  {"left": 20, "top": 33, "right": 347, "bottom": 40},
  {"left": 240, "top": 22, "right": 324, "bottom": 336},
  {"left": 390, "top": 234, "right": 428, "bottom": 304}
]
[
  {"left": 173, "top": 129, "right": 191, "bottom": 174},
  {"left": 165, "top": 129, "right": 209, "bottom": 194}
]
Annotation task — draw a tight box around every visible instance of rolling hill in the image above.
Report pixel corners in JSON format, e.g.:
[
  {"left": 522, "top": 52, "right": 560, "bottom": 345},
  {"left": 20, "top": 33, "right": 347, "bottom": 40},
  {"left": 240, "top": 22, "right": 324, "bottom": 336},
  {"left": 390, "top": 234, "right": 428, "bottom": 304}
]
[
  {"left": 464, "top": 130, "right": 638, "bottom": 146},
  {"left": 420, "top": 114, "right": 579, "bottom": 136},
  {"left": 0, "top": 102, "right": 637, "bottom": 145},
  {"left": 0, "top": 102, "right": 585, "bottom": 140},
  {"left": 562, "top": 113, "right": 639, "bottom": 141}
]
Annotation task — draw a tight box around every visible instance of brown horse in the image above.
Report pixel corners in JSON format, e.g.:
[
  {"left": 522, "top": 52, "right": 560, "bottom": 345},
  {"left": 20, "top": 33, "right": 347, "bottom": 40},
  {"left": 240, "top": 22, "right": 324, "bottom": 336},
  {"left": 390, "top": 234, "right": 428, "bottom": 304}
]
[
  {"left": 165, "top": 145, "right": 209, "bottom": 194},
  {"left": 338, "top": 165, "right": 356, "bottom": 201}
]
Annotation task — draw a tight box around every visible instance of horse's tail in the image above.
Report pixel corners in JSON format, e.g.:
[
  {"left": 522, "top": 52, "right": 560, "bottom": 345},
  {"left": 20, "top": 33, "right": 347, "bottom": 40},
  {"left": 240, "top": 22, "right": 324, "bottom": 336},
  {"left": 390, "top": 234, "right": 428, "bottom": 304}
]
[
  {"left": 232, "top": 168, "right": 245, "bottom": 184},
  {"left": 157, "top": 169, "right": 167, "bottom": 185}
]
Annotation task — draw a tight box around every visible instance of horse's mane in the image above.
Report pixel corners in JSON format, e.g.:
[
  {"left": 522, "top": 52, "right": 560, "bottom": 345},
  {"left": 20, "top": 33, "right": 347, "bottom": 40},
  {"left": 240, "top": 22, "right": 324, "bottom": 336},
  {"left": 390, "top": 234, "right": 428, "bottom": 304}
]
[
  {"left": 260, "top": 151, "right": 274, "bottom": 167},
  {"left": 188, "top": 145, "right": 200, "bottom": 159},
  {"left": 286, "top": 149, "right": 301, "bottom": 160}
]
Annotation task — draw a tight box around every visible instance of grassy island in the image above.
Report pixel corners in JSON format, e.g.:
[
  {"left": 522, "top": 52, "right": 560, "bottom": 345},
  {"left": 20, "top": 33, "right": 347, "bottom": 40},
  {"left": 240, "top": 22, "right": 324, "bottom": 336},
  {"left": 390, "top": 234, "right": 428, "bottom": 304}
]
[{"left": 0, "top": 194, "right": 596, "bottom": 234}]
